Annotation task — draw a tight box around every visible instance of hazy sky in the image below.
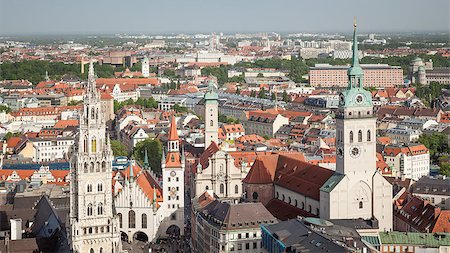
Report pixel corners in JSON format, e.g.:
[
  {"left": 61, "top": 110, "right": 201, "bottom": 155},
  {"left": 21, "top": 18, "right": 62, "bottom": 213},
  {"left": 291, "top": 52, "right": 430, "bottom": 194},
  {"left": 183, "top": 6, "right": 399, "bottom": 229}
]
[{"left": 0, "top": 0, "right": 448, "bottom": 35}]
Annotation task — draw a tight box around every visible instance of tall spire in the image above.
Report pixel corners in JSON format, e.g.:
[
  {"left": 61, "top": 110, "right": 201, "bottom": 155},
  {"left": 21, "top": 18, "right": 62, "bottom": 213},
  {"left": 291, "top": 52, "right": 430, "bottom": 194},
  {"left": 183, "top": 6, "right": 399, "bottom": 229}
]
[
  {"left": 167, "top": 115, "right": 179, "bottom": 141},
  {"left": 347, "top": 17, "right": 364, "bottom": 89},
  {"left": 143, "top": 148, "right": 149, "bottom": 169},
  {"left": 87, "top": 59, "right": 98, "bottom": 96},
  {"left": 351, "top": 17, "right": 360, "bottom": 68}
]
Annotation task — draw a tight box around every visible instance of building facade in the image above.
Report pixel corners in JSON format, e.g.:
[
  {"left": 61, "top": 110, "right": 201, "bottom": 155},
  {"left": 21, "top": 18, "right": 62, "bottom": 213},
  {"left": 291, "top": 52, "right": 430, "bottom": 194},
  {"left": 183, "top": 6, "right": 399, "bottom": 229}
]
[
  {"left": 309, "top": 64, "right": 403, "bottom": 88},
  {"left": 69, "top": 62, "right": 122, "bottom": 253},
  {"left": 319, "top": 23, "right": 393, "bottom": 231}
]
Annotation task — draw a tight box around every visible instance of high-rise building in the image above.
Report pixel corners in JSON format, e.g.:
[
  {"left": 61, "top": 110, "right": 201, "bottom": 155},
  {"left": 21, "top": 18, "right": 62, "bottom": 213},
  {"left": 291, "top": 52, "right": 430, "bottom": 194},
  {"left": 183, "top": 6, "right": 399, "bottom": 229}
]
[
  {"left": 69, "top": 61, "right": 121, "bottom": 253},
  {"left": 319, "top": 22, "right": 393, "bottom": 231}
]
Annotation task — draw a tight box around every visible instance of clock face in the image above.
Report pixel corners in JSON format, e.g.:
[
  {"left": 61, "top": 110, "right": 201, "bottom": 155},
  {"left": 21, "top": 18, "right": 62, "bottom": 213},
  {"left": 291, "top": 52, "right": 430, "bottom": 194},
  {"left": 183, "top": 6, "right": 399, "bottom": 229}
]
[
  {"left": 170, "top": 171, "right": 176, "bottom": 177},
  {"left": 337, "top": 147, "right": 344, "bottom": 158},
  {"left": 355, "top": 94, "right": 364, "bottom": 104},
  {"left": 350, "top": 146, "right": 361, "bottom": 158},
  {"left": 339, "top": 94, "right": 345, "bottom": 105}
]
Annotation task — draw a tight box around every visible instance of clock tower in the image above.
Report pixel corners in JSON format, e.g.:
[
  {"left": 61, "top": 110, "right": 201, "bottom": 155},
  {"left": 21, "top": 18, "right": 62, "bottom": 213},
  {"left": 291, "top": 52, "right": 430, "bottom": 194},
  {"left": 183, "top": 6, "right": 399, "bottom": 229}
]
[
  {"left": 204, "top": 81, "right": 219, "bottom": 148},
  {"left": 161, "top": 115, "right": 185, "bottom": 234},
  {"left": 320, "top": 21, "right": 392, "bottom": 231}
]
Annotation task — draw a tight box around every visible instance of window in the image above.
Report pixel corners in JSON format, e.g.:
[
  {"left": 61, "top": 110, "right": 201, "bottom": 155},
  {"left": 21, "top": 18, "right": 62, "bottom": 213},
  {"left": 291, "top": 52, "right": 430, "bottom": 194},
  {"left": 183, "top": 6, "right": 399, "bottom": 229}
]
[
  {"left": 90, "top": 248, "right": 94, "bottom": 253},
  {"left": 235, "top": 185, "right": 239, "bottom": 194},
  {"left": 282, "top": 194, "right": 285, "bottom": 201},
  {"left": 87, "top": 184, "right": 92, "bottom": 193},
  {"left": 205, "top": 185, "right": 209, "bottom": 190},
  {"left": 288, "top": 197, "right": 291, "bottom": 204},
  {"left": 308, "top": 205, "right": 311, "bottom": 212},
  {"left": 102, "top": 161, "right": 106, "bottom": 172},
  {"left": 98, "top": 203, "right": 103, "bottom": 215},
  {"left": 367, "top": 130, "right": 371, "bottom": 141},
  {"left": 129, "top": 210, "right": 135, "bottom": 228},
  {"left": 98, "top": 183, "right": 103, "bottom": 192},
  {"left": 220, "top": 183, "right": 224, "bottom": 194},
  {"left": 84, "top": 135, "right": 88, "bottom": 152},
  {"left": 142, "top": 214, "right": 147, "bottom": 229},
  {"left": 210, "top": 120, "right": 214, "bottom": 127},
  {"left": 358, "top": 130, "right": 362, "bottom": 142},
  {"left": 87, "top": 204, "right": 93, "bottom": 216},
  {"left": 252, "top": 192, "right": 258, "bottom": 200},
  {"left": 349, "top": 131, "right": 353, "bottom": 143},
  {"left": 91, "top": 138, "right": 97, "bottom": 153},
  {"left": 359, "top": 201, "right": 363, "bottom": 209},
  {"left": 84, "top": 162, "right": 88, "bottom": 173}
]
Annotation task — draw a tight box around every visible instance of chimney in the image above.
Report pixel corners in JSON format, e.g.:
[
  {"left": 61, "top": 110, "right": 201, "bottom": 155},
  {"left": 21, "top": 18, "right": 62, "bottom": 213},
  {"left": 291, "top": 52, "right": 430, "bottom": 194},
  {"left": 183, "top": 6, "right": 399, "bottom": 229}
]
[{"left": 10, "top": 219, "right": 22, "bottom": 240}]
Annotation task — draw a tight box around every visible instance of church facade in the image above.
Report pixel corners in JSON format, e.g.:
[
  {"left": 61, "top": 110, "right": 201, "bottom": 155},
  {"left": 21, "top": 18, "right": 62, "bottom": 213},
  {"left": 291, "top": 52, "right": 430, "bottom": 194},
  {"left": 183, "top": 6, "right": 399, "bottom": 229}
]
[
  {"left": 192, "top": 82, "right": 248, "bottom": 199},
  {"left": 69, "top": 61, "right": 122, "bottom": 253}
]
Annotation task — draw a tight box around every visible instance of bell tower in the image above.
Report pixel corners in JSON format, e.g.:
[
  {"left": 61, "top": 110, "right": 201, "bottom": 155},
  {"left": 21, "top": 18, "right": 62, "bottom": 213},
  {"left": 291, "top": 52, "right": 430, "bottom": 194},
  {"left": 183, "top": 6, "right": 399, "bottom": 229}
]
[{"left": 204, "top": 81, "right": 219, "bottom": 148}]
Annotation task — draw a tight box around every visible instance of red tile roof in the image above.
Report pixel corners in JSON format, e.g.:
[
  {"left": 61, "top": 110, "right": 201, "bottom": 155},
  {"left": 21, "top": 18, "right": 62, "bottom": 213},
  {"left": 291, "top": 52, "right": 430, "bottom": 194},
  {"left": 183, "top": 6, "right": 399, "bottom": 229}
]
[
  {"left": 167, "top": 115, "right": 179, "bottom": 141},
  {"left": 54, "top": 119, "right": 79, "bottom": 129},
  {"left": 265, "top": 198, "right": 316, "bottom": 221}
]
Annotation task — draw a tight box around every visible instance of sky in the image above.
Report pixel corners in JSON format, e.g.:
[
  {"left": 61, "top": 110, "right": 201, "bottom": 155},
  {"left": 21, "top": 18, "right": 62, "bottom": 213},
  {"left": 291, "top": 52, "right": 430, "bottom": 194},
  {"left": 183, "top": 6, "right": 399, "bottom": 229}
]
[{"left": 0, "top": 0, "right": 448, "bottom": 35}]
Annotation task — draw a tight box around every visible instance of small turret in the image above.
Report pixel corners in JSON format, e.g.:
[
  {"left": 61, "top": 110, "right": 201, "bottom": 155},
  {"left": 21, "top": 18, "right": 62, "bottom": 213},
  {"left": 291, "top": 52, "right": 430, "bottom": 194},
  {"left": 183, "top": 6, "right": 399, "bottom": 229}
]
[
  {"left": 143, "top": 148, "right": 149, "bottom": 170},
  {"left": 196, "top": 161, "right": 202, "bottom": 174},
  {"left": 161, "top": 149, "right": 166, "bottom": 170}
]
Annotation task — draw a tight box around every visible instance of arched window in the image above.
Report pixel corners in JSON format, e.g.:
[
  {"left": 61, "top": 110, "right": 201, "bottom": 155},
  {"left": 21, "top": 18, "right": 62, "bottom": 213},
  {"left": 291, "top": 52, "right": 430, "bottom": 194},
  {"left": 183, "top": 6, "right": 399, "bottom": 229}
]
[
  {"left": 282, "top": 194, "right": 285, "bottom": 201},
  {"left": 98, "top": 203, "right": 103, "bottom": 215},
  {"left": 91, "top": 138, "right": 97, "bottom": 153},
  {"left": 84, "top": 162, "right": 88, "bottom": 173},
  {"left": 99, "top": 248, "right": 103, "bottom": 253},
  {"left": 88, "top": 227, "right": 92, "bottom": 234},
  {"left": 96, "top": 161, "right": 100, "bottom": 172},
  {"left": 295, "top": 200, "right": 298, "bottom": 207},
  {"left": 252, "top": 192, "right": 258, "bottom": 200},
  {"left": 358, "top": 111, "right": 361, "bottom": 117},
  {"left": 220, "top": 184, "right": 224, "bottom": 194},
  {"left": 235, "top": 185, "right": 239, "bottom": 194},
  {"left": 359, "top": 201, "right": 363, "bottom": 209},
  {"left": 87, "top": 184, "right": 92, "bottom": 193},
  {"left": 90, "top": 248, "right": 94, "bottom": 253},
  {"left": 288, "top": 197, "right": 291, "bottom": 204},
  {"left": 358, "top": 130, "right": 362, "bottom": 142},
  {"left": 98, "top": 183, "right": 103, "bottom": 192},
  {"left": 87, "top": 204, "right": 93, "bottom": 216},
  {"left": 301, "top": 202, "right": 305, "bottom": 210},
  {"left": 129, "top": 210, "right": 135, "bottom": 228},
  {"left": 142, "top": 214, "right": 147, "bottom": 229},
  {"left": 90, "top": 162, "right": 94, "bottom": 173},
  {"left": 349, "top": 131, "right": 353, "bottom": 143},
  {"left": 102, "top": 161, "right": 106, "bottom": 172},
  {"left": 308, "top": 205, "right": 312, "bottom": 212},
  {"left": 205, "top": 185, "right": 209, "bottom": 190},
  {"left": 367, "top": 130, "right": 371, "bottom": 141},
  {"left": 210, "top": 120, "right": 214, "bottom": 127},
  {"left": 276, "top": 192, "right": 279, "bottom": 199},
  {"left": 118, "top": 213, "right": 122, "bottom": 228},
  {"left": 84, "top": 136, "right": 88, "bottom": 153}
]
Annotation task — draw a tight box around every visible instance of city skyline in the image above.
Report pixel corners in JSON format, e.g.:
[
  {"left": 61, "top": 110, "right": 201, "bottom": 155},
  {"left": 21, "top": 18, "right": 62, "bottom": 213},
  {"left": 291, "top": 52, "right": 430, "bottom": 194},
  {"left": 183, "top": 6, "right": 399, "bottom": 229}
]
[{"left": 0, "top": 0, "right": 449, "bottom": 35}]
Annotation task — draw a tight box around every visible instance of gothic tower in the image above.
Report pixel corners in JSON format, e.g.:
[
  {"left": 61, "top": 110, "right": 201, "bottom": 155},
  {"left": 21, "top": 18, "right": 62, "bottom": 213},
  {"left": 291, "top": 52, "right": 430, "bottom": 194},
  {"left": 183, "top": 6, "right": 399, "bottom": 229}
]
[
  {"left": 69, "top": 61, "right": 121, "bottom": 253},
  {"left": 204, "top": 81, "right": 219, "bottom": 148},
  {"left": 160, "top": 115, "right": 185, "bottom": 234}
]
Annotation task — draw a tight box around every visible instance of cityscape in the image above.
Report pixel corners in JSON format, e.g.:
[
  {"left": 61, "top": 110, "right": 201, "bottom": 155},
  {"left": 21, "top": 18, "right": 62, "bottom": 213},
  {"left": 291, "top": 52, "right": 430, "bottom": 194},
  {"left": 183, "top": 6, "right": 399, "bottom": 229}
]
[{"left": 0, "top": 1, "right": 449, "bottom": 252}]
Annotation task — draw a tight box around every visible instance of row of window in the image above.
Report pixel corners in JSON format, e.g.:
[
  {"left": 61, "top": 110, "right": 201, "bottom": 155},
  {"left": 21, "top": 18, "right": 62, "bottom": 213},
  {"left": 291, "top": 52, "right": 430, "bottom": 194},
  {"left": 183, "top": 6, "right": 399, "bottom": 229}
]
[
  {"left": 83, "top": 161, "right": 107, "bottom": 173},
  {"left": 87, "top": 203, "right": 103, "bottom": 216},
  {"left": 86, "top": 182, "right": 103, "bottom": 193},
  {"left": 337, "top": 129, "right": 372, "bottom": 143},
  {"left": 118, "top": 211, "right": 147, "bottom": 229}
]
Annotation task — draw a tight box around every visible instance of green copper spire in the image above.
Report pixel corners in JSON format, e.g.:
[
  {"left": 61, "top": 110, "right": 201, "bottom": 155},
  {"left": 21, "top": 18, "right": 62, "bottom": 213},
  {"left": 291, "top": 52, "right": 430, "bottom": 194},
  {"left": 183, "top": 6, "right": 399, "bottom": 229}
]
[
  {"left": 204, "top": 80, "right": 218, "bottom": 101},
  {"left": 347, "top": 18, "right": 364, "bottom": 87},
  {"left": 143, "top": 148, "right": 149, "bottom": 169},
  {"left": 338, "top": 18, "right": 373, "bottom": 108}
]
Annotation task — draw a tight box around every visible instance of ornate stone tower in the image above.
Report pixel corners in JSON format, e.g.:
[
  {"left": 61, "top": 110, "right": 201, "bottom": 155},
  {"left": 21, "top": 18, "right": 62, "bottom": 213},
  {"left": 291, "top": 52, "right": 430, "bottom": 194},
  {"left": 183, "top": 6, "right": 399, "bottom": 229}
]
[
  {"left": 160, "top": 115, "right": 185, "bottom": 234},
  {"left": 142, "top": 56, "right": 150, "bottom": 78},
  {"left": 204, "top": 81, "right": 219, "bottom": 148},
  {"left": 69, "top": 61, "right": 121, "bottom": 253}
]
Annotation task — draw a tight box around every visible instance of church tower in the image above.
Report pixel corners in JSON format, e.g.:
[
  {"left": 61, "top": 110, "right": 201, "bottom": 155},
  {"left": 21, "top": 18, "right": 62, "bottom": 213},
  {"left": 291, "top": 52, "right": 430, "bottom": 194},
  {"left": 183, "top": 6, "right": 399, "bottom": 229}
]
[
  {"left": 142, "top": 56, "right": 150, "bottom": 78},
  {"left": 204, "top": 81, "right": 219, "bottom": 148},
  {"left": 320, "top": 21, "right": 392, "bottom": 231},
  {"left": 69, "top": 61, "right": 121, "bottom": 253},
  {"left": 160, "top": 115, "right": 185, "bottom": 233}
]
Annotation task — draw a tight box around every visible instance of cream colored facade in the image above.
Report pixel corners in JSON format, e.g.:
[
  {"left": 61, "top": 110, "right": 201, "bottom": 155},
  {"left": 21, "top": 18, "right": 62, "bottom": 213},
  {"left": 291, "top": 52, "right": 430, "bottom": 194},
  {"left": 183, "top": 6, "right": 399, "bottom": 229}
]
[
  {"left": 319, "top": 26, "right": 393, "bottom": 232},
  {"left": 243, "top": 114, "right": 289, "bottom": 137},
  {"left": 69, "top": 62, "right": 122, "bottom": 253},
  {"left": 384, "top": 151, "right": 430, "bottom": 181}
]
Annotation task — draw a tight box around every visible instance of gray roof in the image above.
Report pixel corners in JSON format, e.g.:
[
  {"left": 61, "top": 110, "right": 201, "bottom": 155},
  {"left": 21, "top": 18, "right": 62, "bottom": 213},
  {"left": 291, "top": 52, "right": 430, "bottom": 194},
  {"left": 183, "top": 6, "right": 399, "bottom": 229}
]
[
  {"left": 411, "top": 176, "right": 450, "bottom": 196},
  {"left": 320, "top": 173, "right": 345, "bottom": 193}
]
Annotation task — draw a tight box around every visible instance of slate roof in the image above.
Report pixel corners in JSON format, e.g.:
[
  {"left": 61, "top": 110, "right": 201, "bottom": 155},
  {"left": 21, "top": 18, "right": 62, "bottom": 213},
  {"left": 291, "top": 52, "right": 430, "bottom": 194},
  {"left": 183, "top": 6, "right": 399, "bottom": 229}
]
[{"left": 379, "top": 231, "right": 450, "bottom": 247}]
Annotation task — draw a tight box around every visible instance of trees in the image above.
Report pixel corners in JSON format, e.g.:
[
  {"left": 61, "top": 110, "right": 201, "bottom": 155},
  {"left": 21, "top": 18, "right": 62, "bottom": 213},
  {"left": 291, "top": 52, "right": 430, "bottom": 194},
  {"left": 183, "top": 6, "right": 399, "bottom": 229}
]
[
  {"left": 114, "top": 98, "right": 158, "bottom": 113},
  {"left": 173, "top": 104, "right": 188, "bottom": 113},
  {"left": 282, "top": 90, "right": 290, "bottom": 102},
  {"left": 0, "top": 105, "right": 11, "bottom": 113},
  {"left": 110, "top": 140, "right": 128, "bottom": 157},
  {"left": 201, "top": 66, "right": 229, "bottom": 86},
  {"left": 418, "top": 133, "right": 449, "bottom": 163},
  {"left": 4, "top": 132, "right": 20, "bottom": 141},
  {"left": 414, "top": 82, "right": 445, "bottom": 107},
  {"left": 258, "top": 87, "right": 267, "bottom": 99},
  {"left": 438, "top": 163, "right": 450, "bottom": 177},
  {"left": 133, "top": 139, "right": 162, "bottom": 173},
  {"left": 250, "top": 90, "right": 256, "bottom": 97}
]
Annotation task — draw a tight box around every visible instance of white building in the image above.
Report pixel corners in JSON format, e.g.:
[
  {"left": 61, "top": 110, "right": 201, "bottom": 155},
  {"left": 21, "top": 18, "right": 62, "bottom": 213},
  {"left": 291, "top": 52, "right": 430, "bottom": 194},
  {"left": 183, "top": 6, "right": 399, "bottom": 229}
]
[
  {"left": 383, "top": 144, "right": 430, "bottom": 181},
  {"left": 319, "top": 24, "right": 393, "bottom": 232},
  {"left": 385, "top": 126, "right": 422, "bottom": 144},
  {"left": 142, "top": 56, "right": 150, "bottom": 78},
  {"left": 32, "top": 138, "right": 75, "bottom": 162},
  {"left": 158, "top": 97, "right": 188, "bottom": 111},
  {"left": 69, "top": 62, "right": 122, "bottom": 253}
]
